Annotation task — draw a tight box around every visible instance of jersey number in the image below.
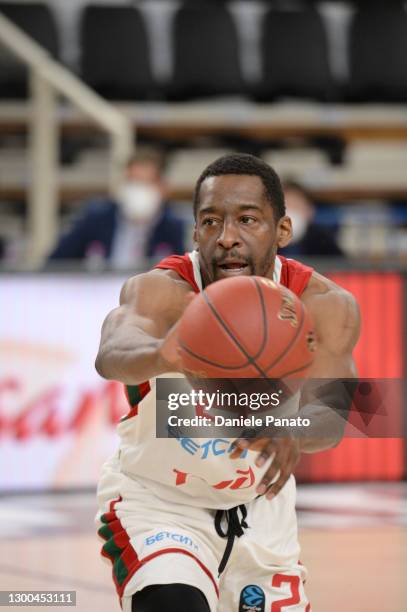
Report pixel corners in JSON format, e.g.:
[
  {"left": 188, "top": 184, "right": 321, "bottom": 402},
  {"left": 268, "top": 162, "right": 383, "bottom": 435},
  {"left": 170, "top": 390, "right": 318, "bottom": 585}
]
[{"left": 271, "top": 574, "right": 310, "bottom": 611}]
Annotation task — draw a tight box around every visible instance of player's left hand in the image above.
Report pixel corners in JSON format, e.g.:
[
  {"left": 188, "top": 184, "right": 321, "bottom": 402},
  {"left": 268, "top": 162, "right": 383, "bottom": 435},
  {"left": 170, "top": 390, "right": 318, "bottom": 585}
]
[{"left": 230, "top": 434, "right": 302, "bottom": 500}]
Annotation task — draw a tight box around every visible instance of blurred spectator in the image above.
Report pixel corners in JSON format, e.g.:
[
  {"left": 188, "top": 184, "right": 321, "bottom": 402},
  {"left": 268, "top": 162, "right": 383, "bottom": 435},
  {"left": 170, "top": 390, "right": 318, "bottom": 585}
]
[
  {"left": 48, "top": 149, "right": 185, "bottom": 267},
  {"left": 280, "top": 180, "right": 344, "bottom": 258}
]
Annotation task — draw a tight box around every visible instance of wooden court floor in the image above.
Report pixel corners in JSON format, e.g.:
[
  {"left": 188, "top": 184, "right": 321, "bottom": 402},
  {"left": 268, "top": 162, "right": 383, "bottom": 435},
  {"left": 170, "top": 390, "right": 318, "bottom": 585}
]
[{"left": 0, "top": 485, "right": 406, "bottom": 611}]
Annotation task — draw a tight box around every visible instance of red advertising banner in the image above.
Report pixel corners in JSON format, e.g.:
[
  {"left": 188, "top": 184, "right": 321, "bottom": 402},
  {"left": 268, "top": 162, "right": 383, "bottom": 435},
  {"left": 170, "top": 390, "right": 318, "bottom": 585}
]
[{"left": 296, "top": 273, "right": 404, "bottom": 482}]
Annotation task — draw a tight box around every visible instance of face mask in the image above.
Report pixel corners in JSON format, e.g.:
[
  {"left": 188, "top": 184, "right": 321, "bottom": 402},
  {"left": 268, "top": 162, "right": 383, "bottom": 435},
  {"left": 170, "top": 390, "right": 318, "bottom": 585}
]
[
  {"left": 288, "top": 211, "right": 309, "bottom": 243},
  {"left": 118, "top": 182, "right": 162, "bottom": 223}
]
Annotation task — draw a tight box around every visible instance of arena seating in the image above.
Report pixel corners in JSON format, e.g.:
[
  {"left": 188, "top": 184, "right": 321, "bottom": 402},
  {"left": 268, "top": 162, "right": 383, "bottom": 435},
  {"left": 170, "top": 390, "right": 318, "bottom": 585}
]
[
  {"left": 170, "top": 2, "right": 243, "bottom": 100},
  {"left": 1, "top": 1, "right": 407, "bottom": 102},
  {"left": 80, "top": 5, "right": 156, "bottom": 101},
  {"left": 1, "top": 0, "right": 407, "bottom": 263},
  {"left": 0, "top": 2, "right": 59, "bottom": 97},
  {"left": 257, "top": 7, "right": 334, "bottom": 101},
  {"left": 348, "top": 5, "right": 407, "bottom": 102}
]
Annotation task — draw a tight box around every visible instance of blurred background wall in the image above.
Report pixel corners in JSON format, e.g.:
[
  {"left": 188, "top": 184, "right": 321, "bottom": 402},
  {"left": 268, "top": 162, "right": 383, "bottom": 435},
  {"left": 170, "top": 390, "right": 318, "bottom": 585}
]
[{"left": 0, "top": 0, "right": 407, "bottom": 491}]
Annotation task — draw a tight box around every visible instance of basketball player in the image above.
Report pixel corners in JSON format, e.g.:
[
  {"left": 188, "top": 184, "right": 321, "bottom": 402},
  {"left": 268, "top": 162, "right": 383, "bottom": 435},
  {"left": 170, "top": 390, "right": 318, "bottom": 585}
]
[{"left": 95, "top": 154, "right": 360, "bottom": 612}]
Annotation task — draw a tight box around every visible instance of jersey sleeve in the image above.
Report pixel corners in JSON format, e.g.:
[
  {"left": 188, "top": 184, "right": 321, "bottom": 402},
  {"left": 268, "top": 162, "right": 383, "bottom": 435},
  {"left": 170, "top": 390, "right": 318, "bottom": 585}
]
[
  {"left": 154, "top": 254, "right": 200, "bottom": 293},
  {"left": 279, "top": 256, "right": 313, "bottom": 297}
]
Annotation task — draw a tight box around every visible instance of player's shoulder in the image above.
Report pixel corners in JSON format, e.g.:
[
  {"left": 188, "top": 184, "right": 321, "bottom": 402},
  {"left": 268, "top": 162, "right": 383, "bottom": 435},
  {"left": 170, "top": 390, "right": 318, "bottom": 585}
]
[
  {"left": 302, "top": 271, "right": 361, "bottom": 350},
  {"left": 303, "top": 270, "right": 355, "bottom": 304},
  {"left": 119, "top": 268, "right": 193, "bottom": 306}
]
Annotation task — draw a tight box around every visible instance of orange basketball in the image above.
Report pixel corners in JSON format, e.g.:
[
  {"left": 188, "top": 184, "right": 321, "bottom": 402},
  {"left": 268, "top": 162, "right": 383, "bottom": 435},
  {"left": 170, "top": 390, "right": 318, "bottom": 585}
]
[{"left": 177, "top": 276, "right": 316, "bottom": 379}]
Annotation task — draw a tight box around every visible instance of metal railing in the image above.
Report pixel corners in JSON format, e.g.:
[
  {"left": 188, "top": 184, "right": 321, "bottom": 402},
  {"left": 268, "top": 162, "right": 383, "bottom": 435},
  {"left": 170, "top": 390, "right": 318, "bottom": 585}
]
[{"left": 0, "top": 11, "right": 133, "bottom": 266}]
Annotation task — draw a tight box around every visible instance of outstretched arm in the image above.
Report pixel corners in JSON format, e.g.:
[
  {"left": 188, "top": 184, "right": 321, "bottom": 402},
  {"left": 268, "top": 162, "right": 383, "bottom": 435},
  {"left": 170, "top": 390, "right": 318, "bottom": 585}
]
[
  {"left": 297, "top": 285, "right": 360, "bottom": 452},
  {"left": 95, "top": 270, "right": 193, "bottom": 385},
  {"left": 232, "top": 282, "right": 361, "bottom": 500}
]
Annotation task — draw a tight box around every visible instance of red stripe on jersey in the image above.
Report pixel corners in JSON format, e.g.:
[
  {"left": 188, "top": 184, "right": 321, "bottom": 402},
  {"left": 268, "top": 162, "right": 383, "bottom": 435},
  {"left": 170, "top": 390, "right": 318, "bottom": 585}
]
[
  {"left": 278, "top": 255, "right": 313, "bottom": 297},
  {"left": 100, "top": 497, "right": 139, "bottom": 598},
  {"left": 123, "top": 381, "right": 151, "bottom": 420},
  {"left": 155, "top": 253, "right": 313, "bottom": 296},
  {"left": 110, "top": 497, "right": 122, "bottom": 512},
  {"left": 131, "top": 547, "right": 220, "bottom": 599},
  {"left": 100, "top": 498, "right": 220, "bottom": 602},
  {"left": 155, "top": 254, "right": 200, "bottom": 293}
]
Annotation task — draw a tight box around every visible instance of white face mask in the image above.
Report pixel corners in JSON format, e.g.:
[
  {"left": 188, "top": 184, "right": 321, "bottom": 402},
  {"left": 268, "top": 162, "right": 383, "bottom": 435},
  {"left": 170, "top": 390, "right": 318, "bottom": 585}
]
[
  {"left": 118, "top": 181, "right": 162, "bottom": 223},
  {"left": 288, "top": 211, "right": 309, "bottom": 243}
]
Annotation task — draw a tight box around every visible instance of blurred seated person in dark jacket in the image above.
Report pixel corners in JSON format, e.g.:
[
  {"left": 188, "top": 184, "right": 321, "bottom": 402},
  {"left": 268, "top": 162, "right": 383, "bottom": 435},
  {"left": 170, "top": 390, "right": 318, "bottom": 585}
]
[
  {"left": 280, "top": 180, "right": 343, "bottom": 257},
  {"left": 48, "top": 149, "right": 185, "bottom": 267}
]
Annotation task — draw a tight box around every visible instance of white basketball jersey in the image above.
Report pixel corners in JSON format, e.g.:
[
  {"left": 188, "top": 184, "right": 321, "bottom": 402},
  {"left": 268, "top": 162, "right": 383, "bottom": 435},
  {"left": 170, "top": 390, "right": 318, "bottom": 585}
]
[{"left": 112, "top": 252, "right": 312, "bottom": 510}]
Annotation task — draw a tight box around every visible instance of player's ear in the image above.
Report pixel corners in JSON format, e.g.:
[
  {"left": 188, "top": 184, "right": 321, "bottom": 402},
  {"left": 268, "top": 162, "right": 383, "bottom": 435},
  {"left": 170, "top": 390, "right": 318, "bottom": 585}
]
[
  {"left": 277, "top": 216, "right": 292, "bottom": 248},
  {"left": 193, "top": 225, "right": 198, "bottom": 245}
]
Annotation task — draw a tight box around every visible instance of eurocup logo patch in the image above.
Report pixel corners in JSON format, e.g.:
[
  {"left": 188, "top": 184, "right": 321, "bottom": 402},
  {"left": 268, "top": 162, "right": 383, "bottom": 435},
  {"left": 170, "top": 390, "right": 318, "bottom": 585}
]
[{"left": 239, "top": 585, "right": 265, "bottom": 612}]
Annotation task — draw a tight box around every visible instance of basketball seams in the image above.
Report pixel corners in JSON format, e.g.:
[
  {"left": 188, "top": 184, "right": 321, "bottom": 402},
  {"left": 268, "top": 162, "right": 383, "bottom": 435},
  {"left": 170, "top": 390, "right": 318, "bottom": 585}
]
[
  {"left": 179, "top": 339, "right": 250, "bottom": 370},
  {"left": 178, "top": 277, "right": 313, "bottom": 380},
  {"left": 202, "top": 285, "right": 270, "bottom": 378},
  {"left": 263, "top": 296, "right": 306, "bottom": 373},
  {"left": 179, "top": 278, "right": 268, "bottom": 372},
  {"left": 252, "top": 278, "right": 269, "bottom": 360}
]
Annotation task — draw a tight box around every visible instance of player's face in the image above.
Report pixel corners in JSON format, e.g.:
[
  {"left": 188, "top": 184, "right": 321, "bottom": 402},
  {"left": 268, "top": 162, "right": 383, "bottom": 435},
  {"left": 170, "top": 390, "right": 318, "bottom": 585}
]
[{"left": 194, "top": 175, "right": 292, "bottom": 286}]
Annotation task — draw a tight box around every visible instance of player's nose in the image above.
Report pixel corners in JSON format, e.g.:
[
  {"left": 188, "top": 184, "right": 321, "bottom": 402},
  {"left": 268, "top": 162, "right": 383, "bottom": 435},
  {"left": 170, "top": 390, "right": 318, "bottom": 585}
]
[{"left": 216, "top": 221, "right": 242, "bottom": 250}]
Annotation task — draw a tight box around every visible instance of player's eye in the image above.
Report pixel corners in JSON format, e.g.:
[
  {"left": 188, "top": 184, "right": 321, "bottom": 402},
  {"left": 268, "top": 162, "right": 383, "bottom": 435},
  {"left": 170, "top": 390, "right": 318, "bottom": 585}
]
[
  {"left": 202, "top": 218, "right": 219, "bottom": 226},
  {"left": 240, "top": 216, "right": 256, "bottom": 225}
]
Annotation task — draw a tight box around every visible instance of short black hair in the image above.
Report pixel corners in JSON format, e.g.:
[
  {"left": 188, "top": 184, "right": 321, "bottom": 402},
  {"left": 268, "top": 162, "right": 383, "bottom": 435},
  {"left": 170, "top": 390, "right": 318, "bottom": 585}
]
[{"left": 193, "top": 153, "right": 286, "bottom": 219}]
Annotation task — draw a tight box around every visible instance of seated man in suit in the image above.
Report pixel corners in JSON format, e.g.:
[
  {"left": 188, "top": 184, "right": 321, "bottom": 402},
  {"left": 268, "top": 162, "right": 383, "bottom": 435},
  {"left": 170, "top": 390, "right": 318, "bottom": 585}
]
[{"left": 48, "top": 149, "right": 185, "bottom": 267}]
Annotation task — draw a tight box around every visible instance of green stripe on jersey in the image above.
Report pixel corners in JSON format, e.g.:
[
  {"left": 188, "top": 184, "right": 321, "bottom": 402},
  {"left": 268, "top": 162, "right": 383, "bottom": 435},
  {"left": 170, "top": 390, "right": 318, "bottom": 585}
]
[
  {"left": 98, "top": 525, "right": 113, "bottom": 541},
  {"left": 126, "top": 385, "right": 142, "bottom": 407},
  {"left": 114, "top": 556, "right": 129, "bottom": 586},
  {"left": 103, "top": 537, "right": 122, "bottom": 560}
]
